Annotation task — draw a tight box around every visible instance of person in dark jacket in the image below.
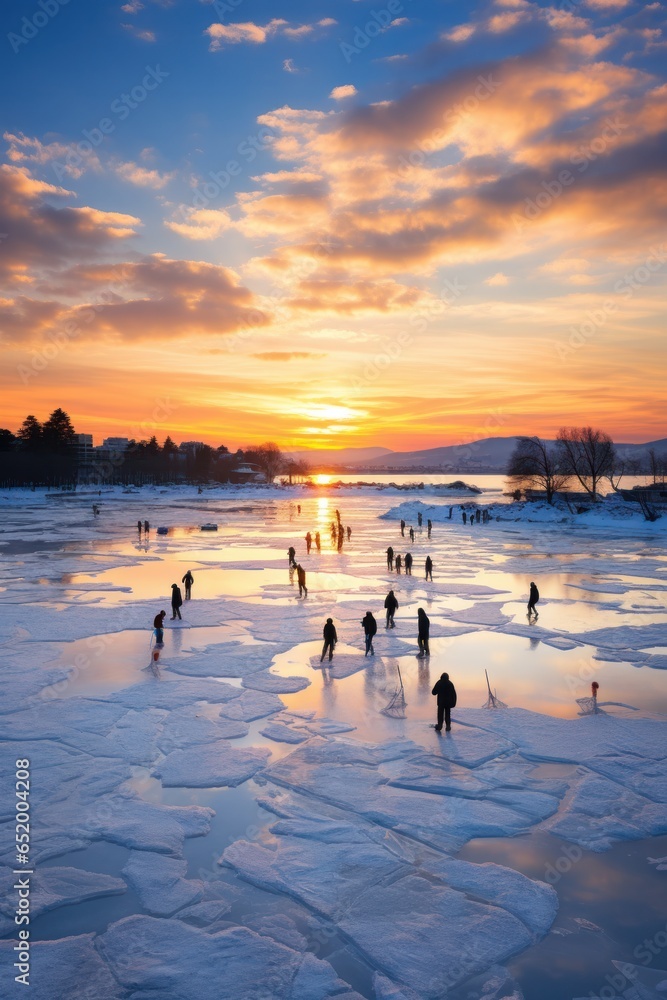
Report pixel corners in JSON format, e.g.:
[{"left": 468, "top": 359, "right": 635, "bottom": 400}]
[
  {"left": 417, "top": 512, "right": 423, "bottom": 527},
  {"left": 315, "top": 532, "right": 321, "bottom": 552},
  {"left": 305, "top": 532, "right": 312, "bottom": 554},
  {"left": 417, "top": 608, "right": 430, "bottom": 656},
  {"left": 361, "top": 611, "right": 377, "bottom": 656},
  {"left": 432, "top": 672, "right": 457, "bottom": 731},
  {"left": 144, "top": 519, "right": 150, "bottom": 532},
  {"left": 346, "top": 526, "right": 351, "bottom": 541},
  {"left": 395, "top": 554, "right": 402, "bottom": 574},
  {"left": 425, "top": 556, "right": 433, "bottom": 582},
  {"left": 384, "top": 590, "right": 398, "bottom": 628},
  {"left": 170, "top": 584, "right": 183, "bottom": 620},
  {"left": 427, "top": 519, "right": 432, "bottom": 537},
  {"left": 153, "top": 610, "right": 166, "bottom": 643},
  {"left": 137, "top": 520, "right": 142, "bottom": 534},
  {"left": 405, "top": 552, "right": 413, "bottom": 575},
  {"left": 462, "top": 511, "right": 467, "bottom": 524},
  {"left": 528, "top": 581, "right": 540, "bottom": 618},
  {"left": 182, "top": 570, "right": 194, "bottom": 599},
  {"left": 409, "top": 527, "right": 415, "bottom": 542},
  {"left": 386, "top": 546, "right": 394, "bottom": 570},
  {"left": 400, "top": 519, "right": 406, "bottom": 536},
  {"left": 297, "top": 564, "right": 308, "bottom": 597},
  {"left": 321, "top": 618, "right": 337, "bottom": 661},
  {"left": 288, "top": 546, "right": 296, "bottom": 568}
]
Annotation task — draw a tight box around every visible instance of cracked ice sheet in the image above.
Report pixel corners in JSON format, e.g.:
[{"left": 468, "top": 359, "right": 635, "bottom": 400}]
[
  {"left": 98, "top": 914, "right": 364, "bottom": 1000},
  {"left": 261, "top": 737, "right": 546, "bottom": 853},
  {"left": 0, "top": 866, "right": 126, "bottom": 936},
  {"left": 544, "top": 773, "right": 667, "bottom": 851},
  {"left": 0, "top": 933, "right": 124, "bottom": 1000},
  {"left": 455, "top": 708, "right": 667, "bottom": 767},
  {"left": 153, "top": 740, "right": 271, "bottom": 787},
  {"left": 165, "top": 639, "right": 291, "bottom": 678},
  {"left": 122, "top": 851, "right": 204, "bottom": 916},
  {"left": 223, "top": 837, "right": 550, "bottom": 998}
]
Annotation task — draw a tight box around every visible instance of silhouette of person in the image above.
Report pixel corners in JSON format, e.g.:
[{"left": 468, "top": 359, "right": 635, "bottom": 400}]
[
  {"left": 297, "top": 504, "right": 301, "bottom": 514},
  {"left": 137, "top": 520, "right": 142, "bottom": 534},
  {"left": 346, "top": 526, "right": 351, "bottom": 541},
  {"left": 405, "top": 552, "right": 413, "bottom": 575},
  {"left": 427, "top": 519, "right": 432, "bottom": 537},
  {"left": 182, "top": 570, "right": 194, "bottom": 599},
  {"left": 153, "top": 610, "right": 166, "bottom": 644},
  {"left": 395, "top": 554, "right": 402, "bottom": 574},
  {"left": 315, "top": 532, "right": 321, "bottom": 551},
  {"left": 321, "top": 618, "right": 337, "bottom": 661},
  {"left": 297, "top": 564, "right": 308, "bottom": 597},
  {"left": 288, "top": 546, "right": 296, "bottom": 568},
  {"left": 305, "top": 532, "right": 312, "bottom": 554},
  {"left": 528, "top": 581, "right": 540, "bottom": 618},
  {"left": 386, "top": 546, "right": 394, "bottom": 570},
  {"left": 335, "top": 508, "right": 341, "bottom": 524},
  {"left": 448, "top": 507, "right": 453, "bottom": 519},
  {"left": 144, "top": 520, "right": 150, "bottom": 532},
  {"left": 462, "top": 511, "right": 467, "bottom": 524},
  {"left": 361, "top": 611, "right": 377, "bottom": 656},
  {"left": 476, "top": 509, "right": 481, "bottom": 523},
  {"left": 417, "top": 608, "right": 430, "bottom": 657},
  {"left": 425, "top": 556, "right": 433, "bottom": 582},
  {"left": 170, "top": 583, "right": 183, "bottom": 620},
  {"left": 432, "top": 672, "right": 457, "bottom": 732},
  {"left": 384, "top": 590, "right": 398, "bottom": 628},
  {"left": 409, "top": 527, "right": 415, "bottom": 542},
  {"left": 417, "top": 512, "right": 423, "bottom": 527},
  {"left": 337, "top": 530, "right": 344, "bottom": 551},
  {"left": 400, "top": 519, "right": 406, "bottom": 536}
]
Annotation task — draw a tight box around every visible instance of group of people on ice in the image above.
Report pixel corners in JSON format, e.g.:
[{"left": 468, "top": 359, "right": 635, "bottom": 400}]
[{"left": 386, "top": 547, "right": 433, "bottom": 580}]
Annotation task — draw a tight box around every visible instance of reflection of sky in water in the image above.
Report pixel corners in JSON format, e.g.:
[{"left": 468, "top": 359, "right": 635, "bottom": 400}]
[{"left": 4, "top": 491, "right": 667, "bottom": 998}]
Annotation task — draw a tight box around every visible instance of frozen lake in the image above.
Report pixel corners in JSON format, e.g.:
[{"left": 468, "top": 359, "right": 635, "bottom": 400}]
[{"left": 0, "top": 484, "right": 665, "bottom": 1000}]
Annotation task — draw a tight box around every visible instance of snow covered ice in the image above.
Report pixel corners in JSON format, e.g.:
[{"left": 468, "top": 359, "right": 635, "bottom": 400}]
[{"left": 0, "top": 484, "right": 666, "bottom": 999}]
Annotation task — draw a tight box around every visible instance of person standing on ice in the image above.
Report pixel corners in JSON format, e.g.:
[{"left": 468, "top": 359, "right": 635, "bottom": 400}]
[
  {"left": 432, "top": 672, "right": 457, "bottom": 732},
  {"left": 182, "top": 570, "right": 194, "bottom": 600},
  {"left": 462, "top": 511, "right": 467, "bottom": 524},
  {"left": 170, "top": 583, "right": 183, "bottom": 620},
  {"left": 144, "top": 519, "right": 150, "bottom": 532},
  {"left": 386, "top": 545, "right": 394, "bottom": 570},
  {"left": 288, "top": 546, "right": 296, "bottom": 568},
  {"left": 321, "top": 618, "right": 337, "bottom": 661},
  {"left": 384, "top": 590, "right": 398, "bottom": 628},
  {"left": 395, "top": 554, "right": 402, "bottom": 574},
  {"left": 315, "top": 531, "right": 321, "bottom": 551},
  {"left": 405, "top": 552, "right": 413, "bottom": 575},
  {"left": 409, "top": 526, "right": 415, "bottom": 542},
  {"left": 427, "top": 519, "right": 432, "bottom": 538},
  {"left": 137, "top": 520, "right": 142, "bottom": 534},
  {"left": 417, "top": 608, "right": 430, "bottom": 657},
  {"left": 297, "top": 564, "right": 308, "bottom": 597},
  {"left": 305, "top": 532, "right": 312, "bottom": 554},
  {"left": 361, "top": 611, "right": 377, "bottom": 656},
  {"left": 400, "top": 519, "right": 406, "bottom": 536},
  {"left": 527, "top": 581, "right": 540, "bottom": 619},
  {"left": 346, "top": 526, "right": 351, "bottom": 541},
  {"left": 153, "top": 610, "right": 166, "bottom": 644},
  {"left": 417, "top": 512, "right": 423, "bottom": 527},
  {"left": 425, "top": 556, "right": 433, "bottom": 582}
]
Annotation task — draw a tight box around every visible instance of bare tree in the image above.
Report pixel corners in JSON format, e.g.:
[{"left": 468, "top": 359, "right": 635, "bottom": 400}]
[
  {"left": 253, "top": 442, "right": 284, "bottom": 483},
  {"left": 506, "top": 436, "right": 571, "bottom": 504},
  {"left": 647, "top": 448, "right": 667, "bottom": 483},
  {"left": 556, "top": 427, "right": 615, "bottom": 498}
]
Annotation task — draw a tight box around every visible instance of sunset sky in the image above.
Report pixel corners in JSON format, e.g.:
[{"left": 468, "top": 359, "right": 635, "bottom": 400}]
[{"left": 1, "top": 0, "right": 665, "bottom": 451}]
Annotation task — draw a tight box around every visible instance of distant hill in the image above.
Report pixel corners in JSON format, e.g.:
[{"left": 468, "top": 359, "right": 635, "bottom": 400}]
[
  {"left": 285, "top": 437, "right": 666, "bottom": 473},
  {"left": 286, "top": 446, "right": 393, "bottom": 467}
]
